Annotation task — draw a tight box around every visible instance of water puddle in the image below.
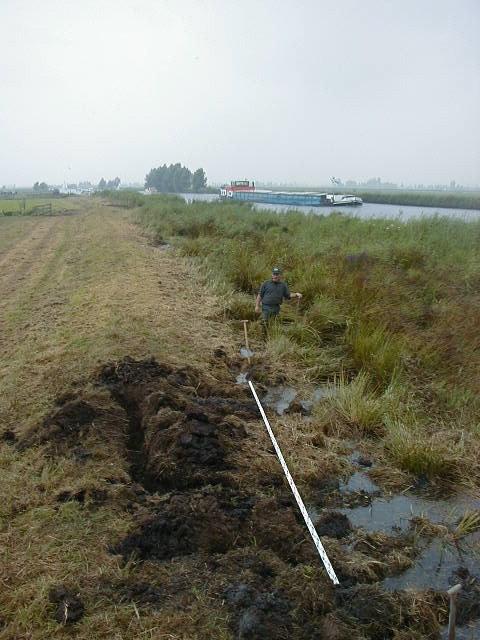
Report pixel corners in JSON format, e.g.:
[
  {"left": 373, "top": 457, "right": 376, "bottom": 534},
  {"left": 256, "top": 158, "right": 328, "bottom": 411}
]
[
  {"left": 332, "top": 473, "right": 480, "bottom": 596},
  {"left": 441, "top": 619, "right": 480, "bottom": 640},
  {"left": 240, "top": 347, "right": 254, "bottom": 359},
  {"left": 260, "top": 384, "right": 335, "bottom": 416},
  {"left": 348, "top": 450, "right": 374, "bottom": 467},
  {"left": 339, "top": 471, "right": 379, "bottom": 494},
  {"left": 235, "top": 373, "right": 249, "bottom": 385},
  {"left": 262, "top": 386, "right": 297, "bottom": 415},
  {"left": 338, "top": 492, "right": 480, "bottom": 534},
  {"left": 310, "top": 465, "right": 480, "bottom": 595},
  {"left": 382, "top": 533, "right": 480, "bottom": 592},
  {"left": 298, "top": 399, "right": 313, "bottom": 414}
]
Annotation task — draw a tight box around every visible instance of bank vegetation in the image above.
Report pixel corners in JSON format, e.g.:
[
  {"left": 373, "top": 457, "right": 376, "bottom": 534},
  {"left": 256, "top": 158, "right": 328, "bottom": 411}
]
[{"left": 123, "top": 192, "right": 480, "bottom": 488}]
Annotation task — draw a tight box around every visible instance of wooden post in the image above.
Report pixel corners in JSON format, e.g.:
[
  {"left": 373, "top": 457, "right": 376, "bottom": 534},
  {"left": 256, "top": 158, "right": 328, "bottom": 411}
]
[
  {"left": 242, "top": 320, "right": 251, "bottom": 365},
  {"left": 447, "top": 583, "right": 462, "bottom": 640}
]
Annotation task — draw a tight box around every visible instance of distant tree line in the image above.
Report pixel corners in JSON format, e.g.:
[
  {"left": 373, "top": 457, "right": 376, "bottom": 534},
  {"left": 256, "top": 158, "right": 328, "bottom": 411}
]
[
  {"left": 145, "top": 163, "right": 207, "bottom": 193},
  {"left": 33, "top": 181, "right": 49, "bottom": 192},
  {"left": 98, "top": 177, "right": 121, "bottom": 189}
]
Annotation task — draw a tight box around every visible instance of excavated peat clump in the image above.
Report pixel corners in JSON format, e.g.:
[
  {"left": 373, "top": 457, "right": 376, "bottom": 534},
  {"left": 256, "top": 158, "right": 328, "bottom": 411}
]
[
  {"left": 97, "top": 356, "right": 257, "bottom": 492},
  {"left": 48, "top": 585, "right": 85, "bottom": 625},
  {"left": 112, "top": 486, "right": 256, "bottom": 560},
  {"left": 22, "top": 356, "right": 467, "bottom": 637},
  {"left": 224, "top": 583, "right": 292, "bottom": 640}
]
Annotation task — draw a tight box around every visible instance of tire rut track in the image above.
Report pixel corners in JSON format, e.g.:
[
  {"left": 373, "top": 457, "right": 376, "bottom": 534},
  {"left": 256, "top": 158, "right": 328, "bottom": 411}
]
[{"left": 0, "top": 216, "right": 62, "bottom": 302}]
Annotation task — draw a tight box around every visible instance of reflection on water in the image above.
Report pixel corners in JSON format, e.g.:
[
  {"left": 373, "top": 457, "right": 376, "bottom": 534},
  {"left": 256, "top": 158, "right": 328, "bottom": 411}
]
[
  {"left": 235, "top": 372, "right": 249, "bottom": 385},
  {"left": 339, "top": 471, "right": 379, "bottom": 494},
  {"left": 309, "top": 468, "right": 480, "bottom": 596},
  {"left": 383, "top": 534, "right": 480, "bottom": 592},
  {"left": 261, "top": 384, "right": 333, "bottom": 416},
  {"left": 338, "top": 491, "right": 480, "bottom": 534}
]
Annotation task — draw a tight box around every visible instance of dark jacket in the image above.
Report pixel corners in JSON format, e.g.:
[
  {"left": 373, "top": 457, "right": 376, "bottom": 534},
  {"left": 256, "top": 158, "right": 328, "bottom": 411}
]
[{"left": 259, "top": 280, "right": 291, "bottom": 307}]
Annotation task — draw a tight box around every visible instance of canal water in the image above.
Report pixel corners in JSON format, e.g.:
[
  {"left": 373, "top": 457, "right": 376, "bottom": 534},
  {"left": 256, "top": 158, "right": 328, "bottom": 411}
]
[{"left": 180, "top": 193, "right": 480, "bottom": 221}]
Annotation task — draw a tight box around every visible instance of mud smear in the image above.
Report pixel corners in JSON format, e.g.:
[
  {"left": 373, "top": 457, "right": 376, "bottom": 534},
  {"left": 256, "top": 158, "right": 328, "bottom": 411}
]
[
  {"left": 112, "top": 486, "right": 257, "bottom": 560},
  {"left": 315, "top": 511, "right": 352, "bottom": 539},
  {"left": 224, "top": 583, "right": 292, "bottom": 639},
  {"left": 98, "top": 356, "right": 256, "bottom": 493}
]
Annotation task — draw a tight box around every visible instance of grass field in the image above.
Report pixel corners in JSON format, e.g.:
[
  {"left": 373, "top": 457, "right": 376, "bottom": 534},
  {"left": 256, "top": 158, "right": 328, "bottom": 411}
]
[
  {"left": 1, "top": 196, "right": 479, "bottom": 639},
  {"left": 0, "top": 197, "right": 81, "bottom": 216}
]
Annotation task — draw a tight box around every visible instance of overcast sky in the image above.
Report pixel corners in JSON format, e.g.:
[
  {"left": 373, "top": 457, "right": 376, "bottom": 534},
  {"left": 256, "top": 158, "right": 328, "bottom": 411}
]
[{"left": 1, "top": 0, "right": 479, "bottom": 187}]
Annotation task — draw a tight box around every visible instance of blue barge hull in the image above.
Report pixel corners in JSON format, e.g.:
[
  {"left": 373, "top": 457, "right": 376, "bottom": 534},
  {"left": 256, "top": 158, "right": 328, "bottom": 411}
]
[
  {"left": 221, "top": 189, "right": 332, "bottom": 207},
  {"left": 219, "top": 181, "right": 362, "bottom": 207}
]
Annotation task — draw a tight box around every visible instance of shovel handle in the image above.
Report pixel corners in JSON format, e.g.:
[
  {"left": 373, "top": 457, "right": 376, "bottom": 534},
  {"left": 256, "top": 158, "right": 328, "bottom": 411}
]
[{"left": 241, "top": 320, "right": 251, "bottom": 364}]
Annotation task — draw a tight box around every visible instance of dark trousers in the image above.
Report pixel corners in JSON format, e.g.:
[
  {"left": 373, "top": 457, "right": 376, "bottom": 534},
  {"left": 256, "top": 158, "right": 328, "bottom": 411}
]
[
  {"left": 261, "top": 304, "right": 280, "bottom": 337},
  {"left": 261, "top": 304, "right": 280, "bottom": 322}
]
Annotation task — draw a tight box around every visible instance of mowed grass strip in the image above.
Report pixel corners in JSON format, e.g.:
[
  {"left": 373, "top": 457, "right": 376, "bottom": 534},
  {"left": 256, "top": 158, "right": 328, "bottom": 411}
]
[
  {"left": 0, "top": 199, "right": 236, "bottom": 638},
  {"left": 0, "top": 200, "right": 231, "bottom": 432},
  {"left": 0, "top": 216, "right": 45, "bottom": 253}
]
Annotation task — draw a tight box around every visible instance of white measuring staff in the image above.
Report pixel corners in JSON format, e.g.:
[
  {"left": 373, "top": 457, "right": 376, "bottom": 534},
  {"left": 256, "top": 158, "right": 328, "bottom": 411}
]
[{"left": 248, "top": 380, "right": 340, "bottom": 585}]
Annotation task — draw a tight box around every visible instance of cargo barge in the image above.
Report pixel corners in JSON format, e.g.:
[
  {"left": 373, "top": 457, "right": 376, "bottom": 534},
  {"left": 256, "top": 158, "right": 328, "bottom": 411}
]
[{"left": 219, "top": 180, "right": 362, "bottom": 207}]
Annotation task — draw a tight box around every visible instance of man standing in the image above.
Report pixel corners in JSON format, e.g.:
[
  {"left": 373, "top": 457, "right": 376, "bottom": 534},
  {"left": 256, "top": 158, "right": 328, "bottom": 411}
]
[{"left": 255, "top": 267, "right": 302, "bottom": 322}]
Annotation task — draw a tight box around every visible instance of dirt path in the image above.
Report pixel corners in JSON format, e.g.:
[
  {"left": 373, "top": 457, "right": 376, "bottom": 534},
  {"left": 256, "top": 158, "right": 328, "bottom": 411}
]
[{"left": 0, "top": 202, "right": 235, "bottom": 432}]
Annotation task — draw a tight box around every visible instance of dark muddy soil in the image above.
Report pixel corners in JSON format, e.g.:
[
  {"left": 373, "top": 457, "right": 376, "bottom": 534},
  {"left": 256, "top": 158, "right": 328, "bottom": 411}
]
[
  {"left": 48, "top": 585, "right": 84, "bottom": 624},
  {"left": 1, "top": 429, "right": 17, "bottom": 443},
  {"left": 25, "top": 356, "right": 480, "bottom": 637},
  {"left": 315, "top": 511, "right": 352, "bottom": 539}
]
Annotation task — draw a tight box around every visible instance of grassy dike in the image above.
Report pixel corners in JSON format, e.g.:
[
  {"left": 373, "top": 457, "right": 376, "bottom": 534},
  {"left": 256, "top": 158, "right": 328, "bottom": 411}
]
[
  {"left": 352, "top": 189, "right": 480, "bottom": 209},
  {"left": 1, "top": 196, "right": 478, "bottom": 638},
  {"left": 0, "top": 201, "right": 239, "bottom": 639},
  {"left": 127, "top": 192, "right": 480, "bottom": 488}
]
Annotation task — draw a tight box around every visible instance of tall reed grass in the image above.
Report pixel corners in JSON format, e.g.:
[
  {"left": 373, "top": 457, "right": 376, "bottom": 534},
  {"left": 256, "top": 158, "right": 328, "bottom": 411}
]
[
  {"left": 385, "top": 423, "right": 462, "bottom": 481},
  {"left": 109, "top": 192, "right": 480, "bottom": 482}
]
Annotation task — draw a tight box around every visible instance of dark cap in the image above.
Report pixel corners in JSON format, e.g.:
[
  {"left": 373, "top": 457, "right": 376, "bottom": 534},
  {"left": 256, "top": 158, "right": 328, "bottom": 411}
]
[{"left": 272, "top": 267, "right": 282, "bottom": 275}]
